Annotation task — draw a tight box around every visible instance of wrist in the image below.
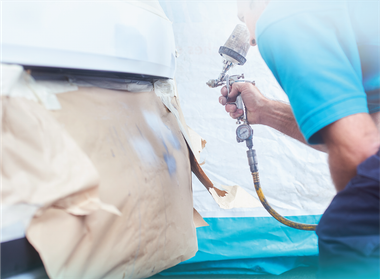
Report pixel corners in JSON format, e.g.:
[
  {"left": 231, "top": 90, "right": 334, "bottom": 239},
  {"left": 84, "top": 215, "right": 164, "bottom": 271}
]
[{"left": 251, "top": 98, "right": 272, "bottom": 126}]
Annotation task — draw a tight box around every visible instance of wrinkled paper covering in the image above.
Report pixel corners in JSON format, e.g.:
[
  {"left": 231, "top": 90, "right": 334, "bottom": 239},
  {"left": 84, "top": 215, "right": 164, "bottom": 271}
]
[
  {"left": 1, "top": 97, "right": 117, "bottom": 217},
  {"left": 25, "top": 87, "right": 197, "bottom": 278}
]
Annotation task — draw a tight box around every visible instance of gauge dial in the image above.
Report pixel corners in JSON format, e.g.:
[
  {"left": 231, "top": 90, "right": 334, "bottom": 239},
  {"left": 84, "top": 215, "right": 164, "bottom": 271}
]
[{"left": 236, "top": 124, "right": 252, "bottom": 140}]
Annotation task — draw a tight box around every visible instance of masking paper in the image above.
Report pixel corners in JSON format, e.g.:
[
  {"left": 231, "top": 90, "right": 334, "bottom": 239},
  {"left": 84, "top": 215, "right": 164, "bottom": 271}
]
[
  {"left": 25, "top": 87, "right": 198, "bottom": 278},
  {"left": 1, "top": 96, "right": 119, "bottom": 244},
  {"left": 1, "top": 97, "right": 104, "bottom": 209}
]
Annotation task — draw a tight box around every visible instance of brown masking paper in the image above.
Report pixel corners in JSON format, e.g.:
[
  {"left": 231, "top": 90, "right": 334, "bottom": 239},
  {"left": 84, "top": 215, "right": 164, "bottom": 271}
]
[
  {"left": 193, "top": 208, "right": 208, "bottom": 228},
  {"left": 1, "top": 97, "right": 118, "bottom": 216},
  {"left": 25, "top": 87, "right": 198, "bottom": 278}
]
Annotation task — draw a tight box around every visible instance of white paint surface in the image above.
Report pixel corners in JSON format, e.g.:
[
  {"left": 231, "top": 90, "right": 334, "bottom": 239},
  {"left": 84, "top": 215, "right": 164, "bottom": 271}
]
[{"left": 2, "top": 1, "right": 176, "bottom": 78}]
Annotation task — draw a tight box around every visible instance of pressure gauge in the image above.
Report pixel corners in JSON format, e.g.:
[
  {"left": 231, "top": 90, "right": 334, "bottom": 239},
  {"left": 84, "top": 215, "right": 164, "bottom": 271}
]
[{"left": 236, "top": 124, "right": 253, "bottom": 143}]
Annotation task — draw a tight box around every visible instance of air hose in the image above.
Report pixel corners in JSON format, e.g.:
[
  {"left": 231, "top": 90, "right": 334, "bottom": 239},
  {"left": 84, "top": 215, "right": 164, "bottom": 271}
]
[
  {"left": 245, "top": 138, "right": 317, "bottom": 231},
  {"left": 204, "top": 23, "right": 316, "bottom": 230},
  {"left": 252, "top": 171, "right": 317, "bottom": 231}
]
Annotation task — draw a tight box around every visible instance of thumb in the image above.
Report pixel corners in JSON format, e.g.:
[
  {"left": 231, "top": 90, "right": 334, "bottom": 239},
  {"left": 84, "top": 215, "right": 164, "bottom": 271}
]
[{"left": 229, "top": 82, "right": 247, "bottom": 100}]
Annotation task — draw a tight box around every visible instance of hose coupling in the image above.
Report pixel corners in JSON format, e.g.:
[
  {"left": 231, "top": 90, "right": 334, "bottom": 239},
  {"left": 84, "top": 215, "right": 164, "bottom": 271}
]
[{"left": 247, "top": 148, "right": 258, "bottom": 173}]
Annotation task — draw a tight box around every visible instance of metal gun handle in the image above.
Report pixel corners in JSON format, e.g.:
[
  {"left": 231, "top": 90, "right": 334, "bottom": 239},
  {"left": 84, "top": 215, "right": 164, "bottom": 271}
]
[{"left": 236, "top": 94, "right": 244, "bottom": 111}]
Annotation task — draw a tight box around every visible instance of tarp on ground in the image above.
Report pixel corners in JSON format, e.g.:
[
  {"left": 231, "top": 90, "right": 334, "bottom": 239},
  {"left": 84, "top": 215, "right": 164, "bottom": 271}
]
[{"left": 158, "top": 0, "right": 336, "bottom": 275}]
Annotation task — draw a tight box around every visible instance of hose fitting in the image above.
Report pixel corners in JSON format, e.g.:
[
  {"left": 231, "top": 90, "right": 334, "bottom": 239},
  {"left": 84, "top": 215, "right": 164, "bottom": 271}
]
[{"left": 247, "top": 149, "right": 258, "bottom": 173}]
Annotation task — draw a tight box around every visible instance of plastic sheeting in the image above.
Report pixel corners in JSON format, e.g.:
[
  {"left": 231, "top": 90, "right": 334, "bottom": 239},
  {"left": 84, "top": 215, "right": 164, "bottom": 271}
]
[{"left": 159, "top": 0, "right": 336, "bottom": 275}]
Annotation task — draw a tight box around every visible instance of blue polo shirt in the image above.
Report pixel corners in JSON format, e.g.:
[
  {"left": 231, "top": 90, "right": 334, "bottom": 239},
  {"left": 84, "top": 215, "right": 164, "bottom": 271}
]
[{"left": 256, "top": 1, "right": 380, "bottom": 144}]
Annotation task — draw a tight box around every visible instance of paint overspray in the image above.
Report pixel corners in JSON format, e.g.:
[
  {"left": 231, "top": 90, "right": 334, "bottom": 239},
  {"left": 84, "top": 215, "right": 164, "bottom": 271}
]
[{"left": 138, "top": 110, "right": 180, "bottom": 176}]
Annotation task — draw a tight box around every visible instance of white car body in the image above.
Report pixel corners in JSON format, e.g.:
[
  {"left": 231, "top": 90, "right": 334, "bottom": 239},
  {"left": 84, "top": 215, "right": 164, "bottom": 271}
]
[{"left": 2, "top": 1, "right": 176, "bottom": 78}]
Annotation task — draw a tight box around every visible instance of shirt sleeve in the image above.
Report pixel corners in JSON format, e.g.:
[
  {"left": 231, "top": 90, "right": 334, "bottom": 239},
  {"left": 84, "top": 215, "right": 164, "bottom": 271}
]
[{"left": 257, "top": 5, "right": 368, "bottom": 144}]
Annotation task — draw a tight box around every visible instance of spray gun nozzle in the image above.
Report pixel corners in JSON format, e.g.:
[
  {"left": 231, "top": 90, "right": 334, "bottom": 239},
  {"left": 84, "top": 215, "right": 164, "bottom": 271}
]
[{"left": 206, "top": 79, "right": 217, "bottom": 88}]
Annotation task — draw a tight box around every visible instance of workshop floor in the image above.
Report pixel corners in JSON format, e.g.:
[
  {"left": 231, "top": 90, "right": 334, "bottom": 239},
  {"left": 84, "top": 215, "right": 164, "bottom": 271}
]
[
  {"left": 8, "top": 266, "right": 317, "bottom": 279},
  {"left": 149, "top": 267, "right": 318, "bottom": 279}
]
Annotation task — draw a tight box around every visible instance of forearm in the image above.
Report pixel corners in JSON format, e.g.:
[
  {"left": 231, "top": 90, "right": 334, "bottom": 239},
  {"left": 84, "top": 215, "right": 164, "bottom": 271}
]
[
  {"left": 370, "top": 111, "right": 380, "bottom": 130},
  {"left": 257, "top": 99, "right": 327, "bottom": 152},
  {"left": 321, "top": 113, "right": 380, "bottom": 191}
]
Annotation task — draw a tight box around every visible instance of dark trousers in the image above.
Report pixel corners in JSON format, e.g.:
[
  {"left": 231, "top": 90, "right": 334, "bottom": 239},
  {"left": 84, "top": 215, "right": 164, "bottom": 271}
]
[{"left": 316, "top": 150, "right": 380, "bottom": 279}]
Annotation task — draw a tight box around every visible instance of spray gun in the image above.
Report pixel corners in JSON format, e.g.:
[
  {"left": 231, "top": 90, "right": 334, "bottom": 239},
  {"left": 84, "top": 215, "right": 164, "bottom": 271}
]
[
  {"left": 206, "top": 24, "right": 254, "bottom": 125},
  {"left": 206, "top": 24, "right": 257, "bottom": 181},
  {"left": 207, "top": 24, "right": 317, "bottom": 231}
]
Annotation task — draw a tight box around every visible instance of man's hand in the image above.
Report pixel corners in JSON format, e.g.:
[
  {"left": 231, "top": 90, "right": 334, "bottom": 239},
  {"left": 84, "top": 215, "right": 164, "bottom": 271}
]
[
  {"left": 321, "top": 113, "right": 380, "bottom": 191},
  {"left": 219, "top": 82, "right": 327, "bottom": 152},
  {"left": 219, "top": 82, "right": 267, "bottom": 124}
]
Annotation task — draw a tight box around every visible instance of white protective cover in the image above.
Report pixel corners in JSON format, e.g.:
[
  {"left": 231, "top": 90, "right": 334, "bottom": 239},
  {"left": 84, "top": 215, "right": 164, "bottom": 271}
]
[
  {"left": 160, "top": 1, "right": 337, "bottom": 219},
  {"left": 1, "top": 1, "right": 176, "bottom": 78}
]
